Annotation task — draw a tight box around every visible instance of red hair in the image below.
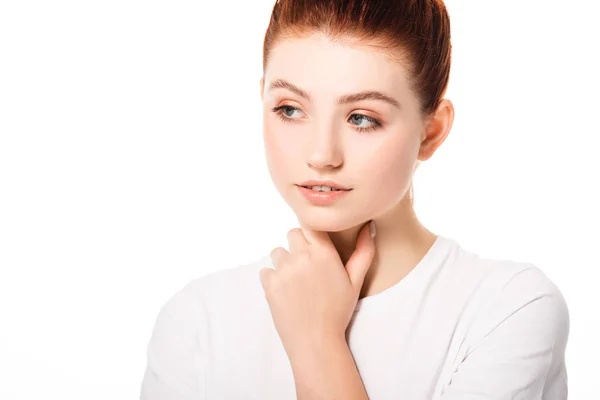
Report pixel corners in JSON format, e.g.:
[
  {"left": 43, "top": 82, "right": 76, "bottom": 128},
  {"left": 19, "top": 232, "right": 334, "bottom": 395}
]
[{"left": 262, "top": 0, "right": 452, "bottom": 118}]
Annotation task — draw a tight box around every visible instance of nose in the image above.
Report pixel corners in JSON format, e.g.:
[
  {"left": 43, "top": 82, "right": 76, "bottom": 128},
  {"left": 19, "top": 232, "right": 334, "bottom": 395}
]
[{"left": 305, "top": 126, "right": 343, "bottom": 170}]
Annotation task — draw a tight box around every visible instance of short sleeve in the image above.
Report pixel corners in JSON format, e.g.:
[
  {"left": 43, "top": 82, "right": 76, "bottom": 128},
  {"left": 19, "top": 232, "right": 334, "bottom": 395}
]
[
  {"left": 140, "top": 280, "right": 209, "bottom": 400},
  {"left": 440, "top": 266, "right": 569, "bottom": 400}
]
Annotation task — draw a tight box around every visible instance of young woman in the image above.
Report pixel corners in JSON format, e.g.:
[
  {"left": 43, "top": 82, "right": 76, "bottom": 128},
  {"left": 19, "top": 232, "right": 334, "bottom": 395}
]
[{"left": 141, "top": 0, "right": 569, "bottom": 399}]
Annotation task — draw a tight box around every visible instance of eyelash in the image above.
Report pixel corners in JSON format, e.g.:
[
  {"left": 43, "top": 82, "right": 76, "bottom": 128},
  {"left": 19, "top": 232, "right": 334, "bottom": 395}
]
[{"left": 271, "top": 105, "right": 383, "bottom": 133}]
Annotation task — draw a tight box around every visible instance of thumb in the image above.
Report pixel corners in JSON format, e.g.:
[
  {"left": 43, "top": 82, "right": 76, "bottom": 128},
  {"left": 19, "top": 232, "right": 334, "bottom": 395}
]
[{"left": 345, "top": 220, "right": 376, "bottom": 294}]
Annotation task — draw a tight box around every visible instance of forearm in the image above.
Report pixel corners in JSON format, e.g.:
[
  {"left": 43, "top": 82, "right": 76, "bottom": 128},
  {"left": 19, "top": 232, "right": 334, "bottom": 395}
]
[{"left": 287, "top": 335, "right": 369, "bottom": 400}]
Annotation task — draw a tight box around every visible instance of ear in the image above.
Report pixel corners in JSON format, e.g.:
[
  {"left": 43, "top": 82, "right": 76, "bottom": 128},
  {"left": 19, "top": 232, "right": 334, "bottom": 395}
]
[{"left": 418, "top": 98, "right": 454, "bottom": 161}]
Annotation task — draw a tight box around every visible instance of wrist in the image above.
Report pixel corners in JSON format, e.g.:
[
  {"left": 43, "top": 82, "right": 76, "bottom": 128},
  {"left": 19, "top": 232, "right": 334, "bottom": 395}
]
[{"left": 286, "top": 333, "right": 348, "bottom": 370}]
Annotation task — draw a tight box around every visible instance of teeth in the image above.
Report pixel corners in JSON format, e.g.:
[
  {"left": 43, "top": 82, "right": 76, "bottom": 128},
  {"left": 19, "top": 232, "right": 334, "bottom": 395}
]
[{"left": 306, "top": 185, "right": 341, "bottom": 192}]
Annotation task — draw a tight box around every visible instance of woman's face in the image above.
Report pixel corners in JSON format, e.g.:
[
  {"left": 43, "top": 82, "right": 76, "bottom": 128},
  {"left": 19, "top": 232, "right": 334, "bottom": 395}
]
[{"left": 261, "top": 34, "right": 427, "bottom": 232}]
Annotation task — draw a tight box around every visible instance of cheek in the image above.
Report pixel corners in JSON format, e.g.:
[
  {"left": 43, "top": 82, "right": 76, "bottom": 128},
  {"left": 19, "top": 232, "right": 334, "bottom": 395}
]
[
  {"left": 355, "top": 135, "right": 417, "bottom": 203},
  {"left": 263, "top": 121, "right": 297, "bottom": 189}
]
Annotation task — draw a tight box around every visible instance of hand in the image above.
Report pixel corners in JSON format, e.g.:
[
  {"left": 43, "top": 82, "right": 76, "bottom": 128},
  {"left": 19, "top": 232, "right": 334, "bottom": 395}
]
[{"left": 259, "top": 220, "right": 377, "bottom": 358}]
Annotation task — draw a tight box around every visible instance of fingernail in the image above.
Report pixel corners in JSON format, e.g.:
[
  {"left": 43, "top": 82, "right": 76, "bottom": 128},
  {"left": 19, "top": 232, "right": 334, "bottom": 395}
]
[{"left": 369, "top": 220, "right": 376, "bottom": 238}]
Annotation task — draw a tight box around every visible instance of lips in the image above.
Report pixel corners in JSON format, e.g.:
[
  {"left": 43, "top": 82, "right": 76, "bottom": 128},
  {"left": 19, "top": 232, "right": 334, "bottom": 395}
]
[
  {"left": 296, "top": 184, "right": 351, "bottom": 205},
  {"left": 297, "top": 180, "right": 352, "bottom": 191}
]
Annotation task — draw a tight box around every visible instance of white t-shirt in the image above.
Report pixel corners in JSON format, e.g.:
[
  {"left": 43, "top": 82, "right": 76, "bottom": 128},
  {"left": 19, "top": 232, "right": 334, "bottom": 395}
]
[{"left": 140, "top": 235, "right": 569, "bottom": 399}]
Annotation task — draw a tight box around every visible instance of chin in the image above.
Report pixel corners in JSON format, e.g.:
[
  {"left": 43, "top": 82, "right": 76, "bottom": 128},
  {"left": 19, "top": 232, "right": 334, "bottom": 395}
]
[{"left": 294, "top": 208, "right": 366, "bottom": 233}]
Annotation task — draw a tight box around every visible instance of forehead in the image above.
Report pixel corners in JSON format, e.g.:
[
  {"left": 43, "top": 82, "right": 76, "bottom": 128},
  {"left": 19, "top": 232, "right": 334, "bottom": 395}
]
[{"left": 264, "top": 34, "right": 412, "bottom": 98}]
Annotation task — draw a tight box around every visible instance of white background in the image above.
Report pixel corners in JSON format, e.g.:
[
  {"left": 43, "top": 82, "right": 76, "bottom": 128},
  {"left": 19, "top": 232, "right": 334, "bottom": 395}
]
[{"left": 1, "top": 0, "right": 598, "bottom": 398}]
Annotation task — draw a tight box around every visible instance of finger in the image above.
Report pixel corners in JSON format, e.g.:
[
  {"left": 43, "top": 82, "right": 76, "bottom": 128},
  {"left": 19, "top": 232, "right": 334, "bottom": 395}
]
[
  {"left": 345, "top": 220, "right": 376, "bottom": 294},
  {"left": 270, "top": 246, "right": 289, "bottom": 269},
  {"left": 287, "top": 228, "right": 309, "bottom": 254},
  {"left": 299, "top": 221, "right": 333, "bottom": 249},
  {"left": 259, "top": 267, "right": 275, "bottom": 291}
]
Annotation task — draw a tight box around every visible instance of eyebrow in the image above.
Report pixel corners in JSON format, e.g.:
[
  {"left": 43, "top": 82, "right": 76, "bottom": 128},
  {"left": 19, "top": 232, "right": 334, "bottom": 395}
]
[{"left": 267, "top": 78, "right": 402, "bottom": 110}]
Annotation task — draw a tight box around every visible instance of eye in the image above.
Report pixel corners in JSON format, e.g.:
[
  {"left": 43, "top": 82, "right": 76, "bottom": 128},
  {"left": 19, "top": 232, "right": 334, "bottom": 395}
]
[
  {"left": 271, "top": 105, "right": 305, "bottom": 122},
  {"left": 349, "top": 114, "right": 382, "bottom": 133},
  {"left": 271, "top": 105, "right": 383, "bottom": 133}
]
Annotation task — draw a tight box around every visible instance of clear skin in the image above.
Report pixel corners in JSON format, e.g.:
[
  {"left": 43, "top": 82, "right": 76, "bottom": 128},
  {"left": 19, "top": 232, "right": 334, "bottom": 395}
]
[{"left": 260, "top": 33, "right": 454, "bottom": 302}]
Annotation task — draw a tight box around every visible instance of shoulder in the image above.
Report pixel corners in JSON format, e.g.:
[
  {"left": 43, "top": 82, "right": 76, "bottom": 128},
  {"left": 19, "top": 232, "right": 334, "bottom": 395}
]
[
  {"left": 435, "top": 241, "right": 570, "bottom": 397},
  {"left": 157, "top": 254, "right": 273, "bottom": 328},
  {"left": 446, "top": 238, "right": 568, "bottom": 307},
  {"left": 141, "top": 258, "right": 273, "bottom": 397},
  {"left": 476, "top": 261, "right": 569, "bottom": 336},
  {"left": 448, "top": 242, "right": 570, "bottom": 354}
]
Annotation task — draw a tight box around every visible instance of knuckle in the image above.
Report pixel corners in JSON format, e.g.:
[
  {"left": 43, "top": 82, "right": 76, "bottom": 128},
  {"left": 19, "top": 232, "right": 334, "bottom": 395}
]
[
  {"left": 260, "top": 268, "right": 276, "bottom": 289},
  {"left": 270, "top": 247, "right": 289, "bottom": 269},
  {"left": 269, "top": 247, "right": 278, "bottom": 258},
  {"left": 259, "top": 268, "right": 269, "bottom": 285},
  {"left": 286, "top": 228, "right": 301, "bottom": 239},
  {"left": 270, "top": 246, "right": 285, "bottom": 258}
]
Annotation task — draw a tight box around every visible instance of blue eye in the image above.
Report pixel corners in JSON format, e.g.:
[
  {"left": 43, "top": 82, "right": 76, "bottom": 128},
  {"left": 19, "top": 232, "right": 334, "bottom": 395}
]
[
  {"left": 349, "top": 114, "right": 382, "bottom": 132},
  {"left": 274, "top": 105, "right": 302, "bottom": 119},
  {"left": 271, "top": 106, "right": 382, "bottom": 133}
]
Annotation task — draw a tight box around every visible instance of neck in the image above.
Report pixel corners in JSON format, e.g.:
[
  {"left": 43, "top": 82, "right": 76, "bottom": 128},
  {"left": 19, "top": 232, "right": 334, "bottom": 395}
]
[{"left": 327, "top": 193, "right": 437, "bottom": 300}]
